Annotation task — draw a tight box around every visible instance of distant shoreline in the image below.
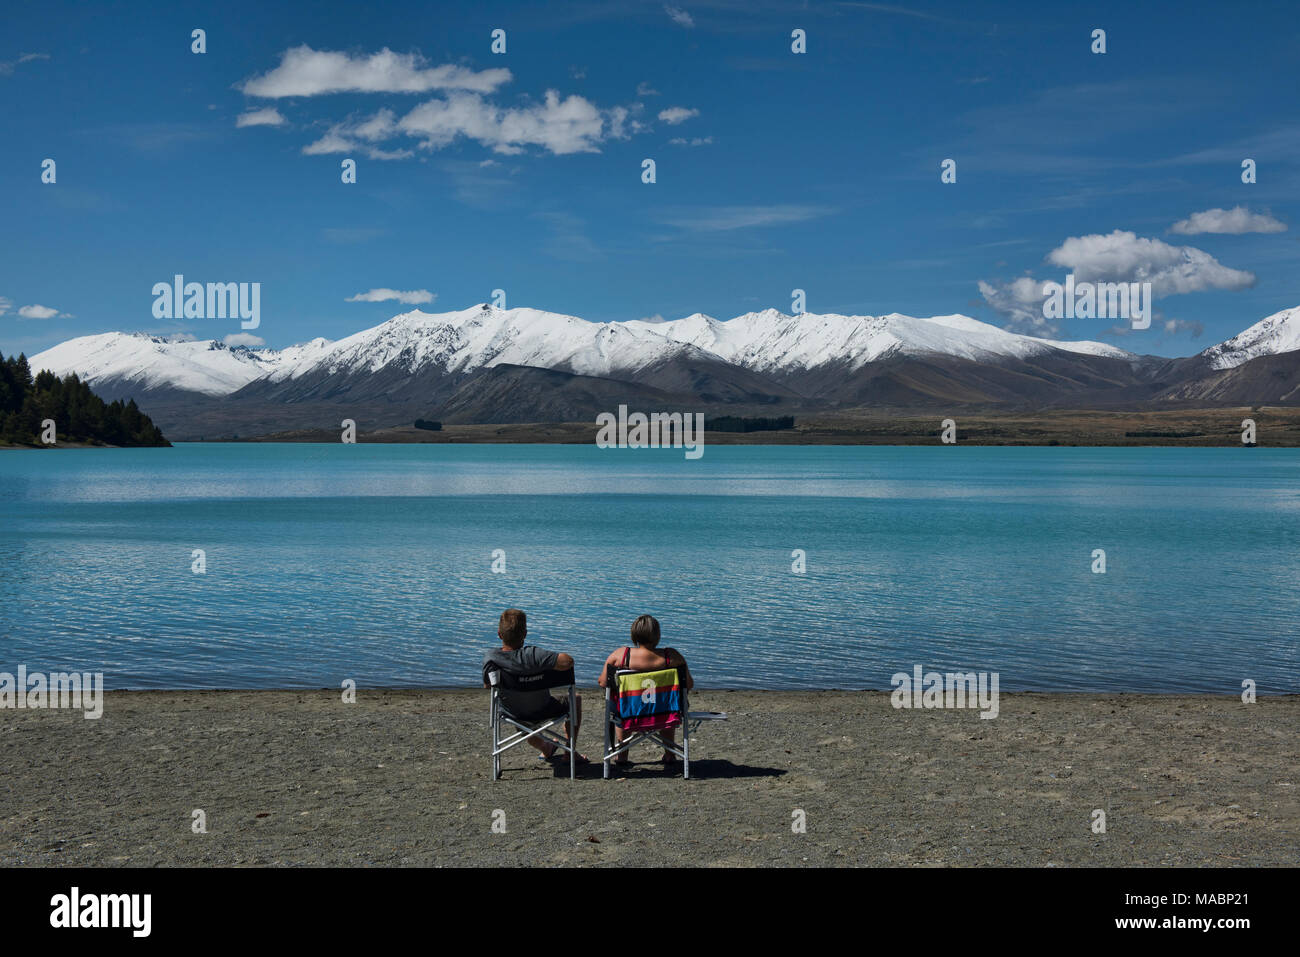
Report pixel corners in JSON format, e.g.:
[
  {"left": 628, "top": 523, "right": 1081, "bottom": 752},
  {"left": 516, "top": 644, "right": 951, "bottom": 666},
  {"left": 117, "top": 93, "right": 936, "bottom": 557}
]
[
  {"left": 215, "top": 406, "right": 1299, "bottom": 447},
  {"left": 8, "top": 405, "right": 1298, "bottom": 447}
]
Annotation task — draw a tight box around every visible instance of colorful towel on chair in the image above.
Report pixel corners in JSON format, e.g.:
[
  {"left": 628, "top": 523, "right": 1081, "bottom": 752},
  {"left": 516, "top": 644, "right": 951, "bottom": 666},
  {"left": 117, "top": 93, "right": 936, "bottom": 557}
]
[{"left": 616, "top": 668, "right": 683, "bottom": 730}]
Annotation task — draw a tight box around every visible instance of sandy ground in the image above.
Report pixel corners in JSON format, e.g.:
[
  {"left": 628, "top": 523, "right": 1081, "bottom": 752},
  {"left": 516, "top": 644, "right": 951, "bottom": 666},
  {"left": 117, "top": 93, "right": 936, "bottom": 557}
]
[{"left": 1, "top": 689, "right": 1295, "bottom": 867}]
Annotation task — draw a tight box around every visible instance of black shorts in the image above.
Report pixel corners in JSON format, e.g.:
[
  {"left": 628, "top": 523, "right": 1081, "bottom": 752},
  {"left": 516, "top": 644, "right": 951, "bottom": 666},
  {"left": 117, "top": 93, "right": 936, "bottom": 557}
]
[{"left": 503, "top": 695, "right": 569, "bottom": 723}]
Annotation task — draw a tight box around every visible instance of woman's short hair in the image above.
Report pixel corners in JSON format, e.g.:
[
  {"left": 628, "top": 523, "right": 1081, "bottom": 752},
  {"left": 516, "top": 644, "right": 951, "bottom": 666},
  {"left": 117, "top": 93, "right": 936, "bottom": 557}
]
[{"left": 630, "top": 614, "right": 660, "bottom": 648}]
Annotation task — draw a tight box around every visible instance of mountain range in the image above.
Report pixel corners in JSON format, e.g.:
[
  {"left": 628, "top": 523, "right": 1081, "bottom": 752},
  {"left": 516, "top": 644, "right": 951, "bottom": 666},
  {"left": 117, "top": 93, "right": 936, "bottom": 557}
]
[{"left": 28, "top": 304, "right": 1300, "bottom": 440}]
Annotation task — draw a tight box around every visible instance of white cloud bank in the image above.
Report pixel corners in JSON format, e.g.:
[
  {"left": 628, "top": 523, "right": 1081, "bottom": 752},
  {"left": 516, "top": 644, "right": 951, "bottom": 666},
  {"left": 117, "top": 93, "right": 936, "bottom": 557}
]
[
  {"left": 346, "top": 288, "right": 436, "bottom": 305},
  {"left": 664, "top": 6, "right": 695, "bottom": 28},
  {"left": 1169, "top": 206, "right": 1286, "bottom": 235},
  {"left": 236, "top": 107, "right": 286, "bottom": 128},
  {"left": 223, "top": 333, "right": 266, "bottom": 347},
  {"left": 658, "top": 106, "right": 699, "bottom": 125},
  {"left": 17, "top": 304, "right": 60, "bottom": 319},
  {"left": 657, "top": 204, "right": 830, "bottom": 232},
  {"left": 304, "top": 90, "right": 624, "bottom": 157},
  {"left": 980, "top": 229, "right": 1256, "bottom": 335},
  {"left": 243, "top": 46, "right": 643, "bottom": 159},
  {"left": 241, "top": 46, "right": 510, "bottom": 98},
  {"left": 6, "top": 303, "right": 71, "bottom": 320},
  {"left": 1047, "top": 230, "right": 1256, "bottom": 295}
]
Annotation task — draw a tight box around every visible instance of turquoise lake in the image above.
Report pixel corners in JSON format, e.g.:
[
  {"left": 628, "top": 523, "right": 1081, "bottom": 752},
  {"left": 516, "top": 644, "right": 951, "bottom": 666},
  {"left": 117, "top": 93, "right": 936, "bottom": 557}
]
[{"left": 1, "top": 443, "right": 1296, "bottom": 692}]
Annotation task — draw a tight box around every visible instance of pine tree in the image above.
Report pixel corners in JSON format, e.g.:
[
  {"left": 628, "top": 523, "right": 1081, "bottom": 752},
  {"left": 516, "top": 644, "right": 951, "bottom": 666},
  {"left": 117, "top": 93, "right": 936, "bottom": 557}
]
[{"left": 0, "top": 352, "right": 170, "bottom": 447}]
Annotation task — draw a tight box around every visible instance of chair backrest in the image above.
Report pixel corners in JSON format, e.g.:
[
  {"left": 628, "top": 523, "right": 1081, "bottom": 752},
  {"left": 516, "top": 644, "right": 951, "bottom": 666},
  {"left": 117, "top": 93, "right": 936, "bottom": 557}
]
[
  {"left": 488, "top": 666, "right": 574, "bottom": 692},
  {"left": 613, "top": 667, "right": 684, "bottom": 730}
]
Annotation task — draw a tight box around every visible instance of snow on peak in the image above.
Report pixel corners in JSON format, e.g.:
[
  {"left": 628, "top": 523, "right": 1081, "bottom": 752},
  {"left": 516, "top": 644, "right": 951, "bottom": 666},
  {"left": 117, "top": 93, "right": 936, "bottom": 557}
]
[
  {"left": 1199, "top": 306, "right": 1300, "bottom": 369},
  {"left": 28, "top": 303, "right": 1156, "bottom": 398},
  {"left": 30, "top": 332, "right": 277, "bottom": 396},
  {"left": 642, "top": 309, "right": 1133, "bottom": 372}
]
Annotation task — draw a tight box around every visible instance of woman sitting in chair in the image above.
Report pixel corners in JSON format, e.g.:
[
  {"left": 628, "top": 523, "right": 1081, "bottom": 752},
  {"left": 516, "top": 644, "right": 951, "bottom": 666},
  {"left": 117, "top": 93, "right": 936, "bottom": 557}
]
[{"left": 597, "top": 614, "right": 694, "bottom": 767}]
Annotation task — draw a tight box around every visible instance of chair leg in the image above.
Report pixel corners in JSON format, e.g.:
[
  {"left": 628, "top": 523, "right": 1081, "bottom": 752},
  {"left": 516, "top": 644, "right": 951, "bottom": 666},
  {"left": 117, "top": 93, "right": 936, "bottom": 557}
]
[
  {"left": 492, "top": 718, "right": 501, "bottom": 780},
  {"left": 681, "top": 689, "right": 689, "bottom": 779},
  {"left": 568, "top": 692, "right": 576, "bottom": 780},
  {"left": 603, "top": 693, "right": 612, "bottom": 780}
]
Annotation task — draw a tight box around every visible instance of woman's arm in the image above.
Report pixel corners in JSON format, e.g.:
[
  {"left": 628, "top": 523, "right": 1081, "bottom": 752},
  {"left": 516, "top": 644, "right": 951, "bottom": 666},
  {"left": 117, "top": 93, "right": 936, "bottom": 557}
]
[
  {"left": 664, "top": 648, "right": 694, "bottom": 690},
  {"left": 597, "top": 650, "right": 616, "bottom": 688}
]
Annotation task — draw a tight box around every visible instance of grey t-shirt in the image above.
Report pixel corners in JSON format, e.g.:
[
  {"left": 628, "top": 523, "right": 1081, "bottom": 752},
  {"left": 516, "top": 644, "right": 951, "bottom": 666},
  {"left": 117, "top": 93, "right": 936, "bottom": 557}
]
[{"left": 483, "top": 644, "right": 560, "bottom": 714}]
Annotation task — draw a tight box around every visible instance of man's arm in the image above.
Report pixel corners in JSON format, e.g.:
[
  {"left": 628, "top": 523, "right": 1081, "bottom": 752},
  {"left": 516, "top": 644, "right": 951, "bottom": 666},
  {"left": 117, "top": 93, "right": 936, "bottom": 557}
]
[{"left": 555, "top": 652, "right": 574, "bottom": 670}]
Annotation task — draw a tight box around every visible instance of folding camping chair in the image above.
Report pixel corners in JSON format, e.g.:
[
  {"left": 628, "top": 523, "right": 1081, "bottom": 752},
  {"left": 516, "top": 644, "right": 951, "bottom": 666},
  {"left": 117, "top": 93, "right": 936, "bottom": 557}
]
[
  {"left": 487, "top": 666, "right": 578, "bottom": 780},
  {"left": 602, "top": 662, "right": 726, "bottom": 779}
]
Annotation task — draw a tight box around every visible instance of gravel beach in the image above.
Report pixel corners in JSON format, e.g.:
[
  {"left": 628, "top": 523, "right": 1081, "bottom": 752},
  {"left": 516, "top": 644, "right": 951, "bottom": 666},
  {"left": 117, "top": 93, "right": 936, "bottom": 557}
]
[{"left": 2, "top": 689, "right": 1295, "bottom": 867}]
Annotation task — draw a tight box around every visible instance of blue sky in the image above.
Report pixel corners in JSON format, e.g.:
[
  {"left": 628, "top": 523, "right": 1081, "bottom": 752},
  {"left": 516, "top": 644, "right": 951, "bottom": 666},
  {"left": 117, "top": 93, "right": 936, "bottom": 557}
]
[{"left": 3, "top": 0, "right": 1299, "bottom": 358}]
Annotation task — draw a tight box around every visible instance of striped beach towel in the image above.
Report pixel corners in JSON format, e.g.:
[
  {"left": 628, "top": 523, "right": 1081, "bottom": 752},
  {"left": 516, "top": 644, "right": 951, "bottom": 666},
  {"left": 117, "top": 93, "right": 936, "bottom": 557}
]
[{"left": 615, "top": 667, "right": 683, "bottom": 731}]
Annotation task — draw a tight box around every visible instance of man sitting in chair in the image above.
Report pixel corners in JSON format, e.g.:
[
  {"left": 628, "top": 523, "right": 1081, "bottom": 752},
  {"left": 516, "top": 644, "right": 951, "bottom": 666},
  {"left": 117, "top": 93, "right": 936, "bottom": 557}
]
[
  {"left": 598, "top": 614, "right": 693, "bottom": 767},
  {"left": 483, "top": 608, "right": 587, "bottom": 764}
]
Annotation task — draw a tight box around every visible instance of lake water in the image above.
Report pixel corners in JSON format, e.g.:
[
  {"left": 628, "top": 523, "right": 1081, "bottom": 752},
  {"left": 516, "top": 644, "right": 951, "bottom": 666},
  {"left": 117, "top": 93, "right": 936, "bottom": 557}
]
[{"left": 1, "top": 443, "right": 1296, "bottom": 693}]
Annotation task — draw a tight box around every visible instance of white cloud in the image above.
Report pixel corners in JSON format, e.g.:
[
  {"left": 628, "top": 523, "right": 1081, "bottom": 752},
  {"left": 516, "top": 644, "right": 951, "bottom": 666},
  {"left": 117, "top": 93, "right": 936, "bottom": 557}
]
[
  {"left": 0, "top": 52, "right": 49, "bottom": 76},
  {"left": 657, "top": 204, "right": 830, "bottom": 231},
  {"left": 980, "top": 230, "right": 1257, "bottom": 335},
  {"left": 351, "top": 108, "right": 400, "bottom": 141},
  {"left": 636, "top": 81, "right": 660, "bottom": 97},
  {"left": 300, "top": 131, "right": 345, "bottom": 154},
  {"left": 366, "top": 146, "right": 414, "bottom": 161},
  {"left": 346, "top": 288, "right": 436, "bottom": 305},
  {"left": 0, "top": 296, "right": 10, "bottom": 316},
  {"left": 241, "top": 46, "right": 511, "bottom": 98},
  {"left": 399, "top": 90, "right": 607, "bottom": 155},
  {"left": 1162, "top": 318, "right": 1204, "bottom": 338},
  {"left": 236, "top": 107, "right": 286, "bottom": 128},
  {"left": 302, "top": 120, "right": 413, "bottom": 160},
  {"left": 223, "top": 333, "right": 266, "bottom": 347},
  {"left": 606, "top": 104, "right": 648, "bottom": 141},
  {"left": 669, "top": 136, "right": 712, "bottom": 147},
  {"left": 1046, "top": 230, "right": 1256, "bottom": 295},
  {"left": 977, "top": 277, "right": 1058, "bottom": 335},
  {"left": 17, "top": 304, "right": 66, "bottom": 320},
  {"left": 658, "top": 106, "right": 699, "bottom": 125},
  {"left": 303, "top": 131, "right": 354, "bottom": 155},
  {"left": 1169, "top": 206, "right": 1286, "bottom": 235},
  {"left": 664, "top": 5, "right": 694, "bottom": 28},
  {"left": 291, "top": 70, "right": 645, "bottom": 159}
]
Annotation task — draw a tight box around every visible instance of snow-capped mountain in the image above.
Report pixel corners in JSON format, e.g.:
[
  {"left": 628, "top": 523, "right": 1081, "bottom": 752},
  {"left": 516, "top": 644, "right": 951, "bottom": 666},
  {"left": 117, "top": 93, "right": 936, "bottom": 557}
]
[
  {"left": 25, "top": 302, "right": 1300, "bottom": 438},
  {"left": 625, "top": 309, "right": 1129, "bottom": 373},
  {"left": 30, "top": 304, "right": 1137, "bottom": 397},
  {"left": 29, "top": 332, "right": 276, "bottom": 396},
  {"left": 1198, "top": 306, "right": 1300, "bottom": 370},
  {"left": 262, "top": 305, "right": 718, "bottom": 383}
]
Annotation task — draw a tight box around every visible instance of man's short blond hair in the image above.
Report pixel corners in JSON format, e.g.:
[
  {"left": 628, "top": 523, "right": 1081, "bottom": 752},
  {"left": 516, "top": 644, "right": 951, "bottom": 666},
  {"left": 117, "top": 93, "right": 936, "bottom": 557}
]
[{"left": 499, "top": 608, "right": 527, "bottom": 647}]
